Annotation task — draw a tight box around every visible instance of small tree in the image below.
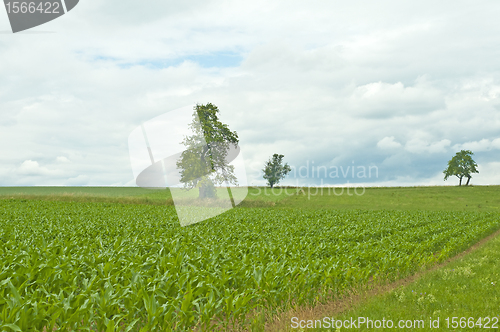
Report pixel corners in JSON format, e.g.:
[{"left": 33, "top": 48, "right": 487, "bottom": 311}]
[
  {"left": 176, "top": 103, "right": 239, "bottom": 198},
  {"left": 443, "top": 150, "right": 479, "bottom": 186},
  {"left": 263, "top": 154, "right": 291, "bottom": 188}
]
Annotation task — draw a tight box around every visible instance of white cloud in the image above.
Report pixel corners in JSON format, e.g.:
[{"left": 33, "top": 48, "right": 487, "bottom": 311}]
[
  {"left": 405, "top": 139, "right": 451, "bottom": 154},
  {"left": 346, "top": 80, "right": 444, "bottom": 118},
  {"left": 17, "top": 160, "right": 53, "bottom": 176},
  {"left": 472, "top": 162, "right": 500, "bottom": 185},
  {"left": 65, "top": 175, "right": 91, "bottom": 186},
  {"left": 56, "top": 156, "right": 71, "bottom": 163},
  {"left": 377, "top": 136, "right": 402, "bottom": 150},
  {"left": 453, "top": 138, "right": 500, "bottom": 152},
  {"left": 1, "top": 0, "right": 500, "bottom": 186}
]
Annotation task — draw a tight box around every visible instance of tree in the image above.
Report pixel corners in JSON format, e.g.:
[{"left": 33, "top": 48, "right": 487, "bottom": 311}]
[
  {"left": 176, "top": 103, "right": 239, "bottom": 198},
  {"left": 443, "top": 150, "right": 479, "bottom": 186},
  {"left": 263, "top": 154, "right": 291, "bottom": 188}
]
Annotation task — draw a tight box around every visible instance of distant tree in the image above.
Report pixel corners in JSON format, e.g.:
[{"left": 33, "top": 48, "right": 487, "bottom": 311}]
[
  {"left": 443, "top": 150, "right": 479, "bottom": 186},
  {"left": 263, "top": 154, "right": 291, "bottom": 188},
  {"left": 176, "top": 103, "right": 239, "bottom": 198}
]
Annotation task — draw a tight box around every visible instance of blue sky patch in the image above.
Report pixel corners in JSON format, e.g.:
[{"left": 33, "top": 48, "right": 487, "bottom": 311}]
[{"left": 111, "top": 51, "right": 244, "bottom": 69}]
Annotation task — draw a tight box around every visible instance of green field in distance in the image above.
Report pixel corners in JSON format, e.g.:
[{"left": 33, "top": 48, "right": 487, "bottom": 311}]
[{"left": 0, "top": 185, "right": 499, "bottom": 211}]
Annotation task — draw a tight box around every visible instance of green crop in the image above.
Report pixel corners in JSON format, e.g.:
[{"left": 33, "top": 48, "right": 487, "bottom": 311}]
[{"left": 0, "top": 200, "right": 499, "bottom": 331}]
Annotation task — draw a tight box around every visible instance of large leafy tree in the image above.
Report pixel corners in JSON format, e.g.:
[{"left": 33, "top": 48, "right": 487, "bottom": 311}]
[
  {"left": 176, "top": 103, "right": 239, "bottom": 198},
  {"left": 263, "top": 154, "right": 291, "bottom": 188},
  {"left": 443, "top": 150, "right": 479, "bottom": 186}
]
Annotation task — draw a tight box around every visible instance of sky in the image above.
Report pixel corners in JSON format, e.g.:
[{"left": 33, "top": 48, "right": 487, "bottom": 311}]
[{"left": 0, "top": 0, "right": 499, "bottom": 187}]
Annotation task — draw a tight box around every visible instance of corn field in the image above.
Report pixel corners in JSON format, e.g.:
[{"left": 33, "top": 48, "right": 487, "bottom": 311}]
[{"left": 1, "top": 199, "right": 499, "bottom": 331}]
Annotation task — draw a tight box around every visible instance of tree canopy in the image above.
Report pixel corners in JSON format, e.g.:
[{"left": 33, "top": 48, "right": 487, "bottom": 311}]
[
  {"left": 443, "top": 150, "right": 479, "bottom": 186},
  {"left": 263, "top": 154, "right": 291, "bottom": 188},
  {"left": 176, "top": 103, "right": 239, "bottom": 198}
]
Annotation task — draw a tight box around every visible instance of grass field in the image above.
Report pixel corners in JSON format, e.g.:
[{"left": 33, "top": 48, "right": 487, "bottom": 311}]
[
  {"left": 1, "top": 185, "right": 499, "bottom": 211},
  {"left": 0, "top": 186, "right": 499, "bottom": 331},
  {"left": 263, "top": 185, "right": 500, "bottom": 211},
  {"left": 0, "top": 186, "right": 173, "bottom": 205}
]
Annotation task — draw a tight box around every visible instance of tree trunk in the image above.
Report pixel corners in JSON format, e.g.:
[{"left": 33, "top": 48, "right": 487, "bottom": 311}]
[
  {"left": 459, "top": 176, "right": 462, "bottom": 186},
  {"left": 466, "top": 176, "right": 471, "bottom": 186},
  {"left": 198, "top": 181, "right": 216, "bottom": 199}
]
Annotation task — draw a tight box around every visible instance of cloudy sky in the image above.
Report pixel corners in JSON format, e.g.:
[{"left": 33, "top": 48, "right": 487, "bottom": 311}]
[{"left": 1, "top": 0, "right": 499, "bottom": 187}]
